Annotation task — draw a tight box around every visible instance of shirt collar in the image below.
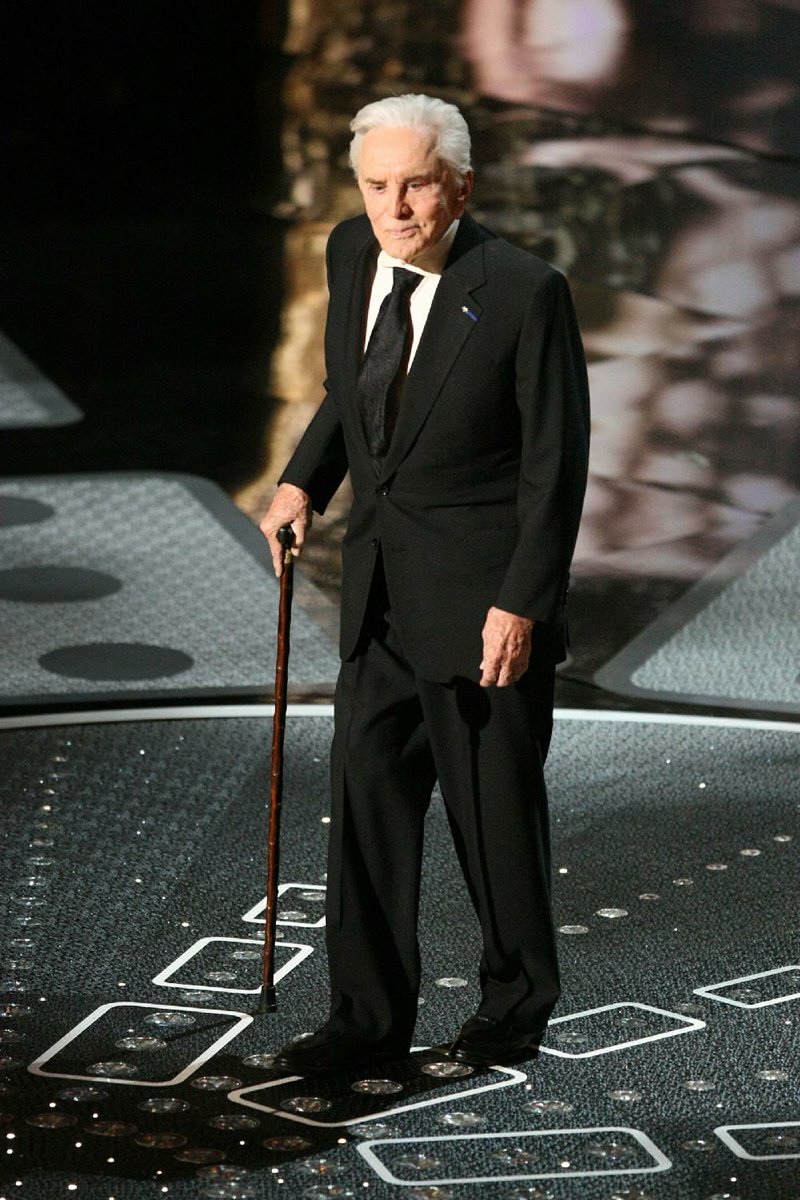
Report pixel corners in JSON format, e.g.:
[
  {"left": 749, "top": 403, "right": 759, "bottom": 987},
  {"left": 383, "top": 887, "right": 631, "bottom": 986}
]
[{"left": 376, "top": 218, "right": 460, "bottom": 277}]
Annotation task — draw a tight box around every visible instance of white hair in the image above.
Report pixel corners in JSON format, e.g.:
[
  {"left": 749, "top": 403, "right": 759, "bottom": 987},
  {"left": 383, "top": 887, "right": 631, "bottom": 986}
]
[{"left": 349, "top": 93, "right": 472, "bottom": 185}]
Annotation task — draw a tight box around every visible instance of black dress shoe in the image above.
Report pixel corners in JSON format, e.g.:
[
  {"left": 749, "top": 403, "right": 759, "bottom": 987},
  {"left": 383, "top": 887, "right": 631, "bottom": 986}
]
[
  {"left": 272, "top": 1026, "right": 408, "bottom": 1075},
  {"left": 448, "top": 1016, "right": 541, "bottom": 1067}
]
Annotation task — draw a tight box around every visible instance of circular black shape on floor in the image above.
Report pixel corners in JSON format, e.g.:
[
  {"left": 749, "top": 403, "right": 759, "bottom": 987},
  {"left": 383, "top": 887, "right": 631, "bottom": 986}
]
[
  {"left": 0, "top": 566, "right": 122, "bottom": 603},
  {"left": 0, "top": 496, "right": 56, "bottom": 527},
  {"left": 39, "top": 643, "right": 195, "bottom": 681}
]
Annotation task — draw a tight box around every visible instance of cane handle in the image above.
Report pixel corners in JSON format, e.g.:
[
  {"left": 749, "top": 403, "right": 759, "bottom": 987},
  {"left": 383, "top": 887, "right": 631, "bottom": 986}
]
[{"left": 277, "top": 524, "right": 294, "bottom": 566}]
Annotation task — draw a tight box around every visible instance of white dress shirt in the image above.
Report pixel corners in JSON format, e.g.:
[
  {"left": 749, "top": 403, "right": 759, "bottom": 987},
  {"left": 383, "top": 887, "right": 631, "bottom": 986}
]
[{"left": 363, "top": 220, "right": 460, "bottom": 370}]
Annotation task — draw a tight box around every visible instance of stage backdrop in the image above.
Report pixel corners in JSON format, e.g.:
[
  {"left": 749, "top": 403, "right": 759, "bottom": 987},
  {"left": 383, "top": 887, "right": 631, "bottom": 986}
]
[{"left": 242, "top": 0, "right": 800, "bottom": 619}]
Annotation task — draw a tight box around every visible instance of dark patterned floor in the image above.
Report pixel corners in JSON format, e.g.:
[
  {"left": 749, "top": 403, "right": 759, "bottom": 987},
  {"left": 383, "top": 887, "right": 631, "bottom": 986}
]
[{"left": 1, "top": 710, "right": 797, "bottom": 1199}]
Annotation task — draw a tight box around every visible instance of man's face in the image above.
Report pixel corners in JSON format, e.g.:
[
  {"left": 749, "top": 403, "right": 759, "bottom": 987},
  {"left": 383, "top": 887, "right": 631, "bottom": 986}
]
[{"left": 357, "top": 126, "right": 473, "bottom": 264}]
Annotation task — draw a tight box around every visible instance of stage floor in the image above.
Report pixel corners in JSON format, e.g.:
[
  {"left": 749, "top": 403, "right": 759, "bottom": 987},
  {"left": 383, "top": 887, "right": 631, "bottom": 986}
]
[{"left": 1, "top": 704, "right": 797, "bottom": 1200}]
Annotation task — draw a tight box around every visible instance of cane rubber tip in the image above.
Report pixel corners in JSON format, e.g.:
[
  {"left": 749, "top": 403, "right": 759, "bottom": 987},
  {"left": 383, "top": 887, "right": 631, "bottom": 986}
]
[
  {"left": 254, "top": 987, "right": 278, "bottom": 1016},
  {"left": 277, "top": 526, "right": 294, "bottom": 549}
]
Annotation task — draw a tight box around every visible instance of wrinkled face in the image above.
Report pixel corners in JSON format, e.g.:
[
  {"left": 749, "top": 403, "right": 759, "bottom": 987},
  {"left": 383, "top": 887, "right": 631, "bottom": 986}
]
[{"left": 357, "top": 126, "right": 473, "bottom": 264}]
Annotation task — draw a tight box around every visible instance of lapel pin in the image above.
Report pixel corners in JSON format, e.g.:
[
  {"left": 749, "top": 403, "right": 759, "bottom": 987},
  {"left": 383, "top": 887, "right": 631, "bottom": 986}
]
[{"left": 461, "top": 306, "right": 478, "bottom": 322}]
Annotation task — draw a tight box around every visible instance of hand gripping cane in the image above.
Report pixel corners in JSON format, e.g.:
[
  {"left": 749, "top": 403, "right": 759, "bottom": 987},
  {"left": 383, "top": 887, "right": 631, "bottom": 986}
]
[{"left": 258, "top": 524, "right": 295, "bottom": 1015}]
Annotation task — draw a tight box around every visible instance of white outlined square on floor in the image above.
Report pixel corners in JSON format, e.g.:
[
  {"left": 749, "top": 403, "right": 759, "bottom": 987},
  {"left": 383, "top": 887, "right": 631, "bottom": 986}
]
[
  {"left": 694, "top": 965, "right": 800, "bottom": 1008},
  {"left": 539, "top": 1002, "right": 705, "bottom": 1059},
  {"left": 242, "top": 882, "right": 326, "bottom": 928},
  {"left": 28, "top": 1001, "right": 251, "bottom": 1086},
  {"left": 229, "top": 1058, "right": 527, "bottom": 1129},
  {"left": 715, "top": 1122, "right": 800, "bottom": 1160},
  {"left": 357, "top": 1127, "right": 672, "bottom": 1185},
  {"left": 151, "top": 936, "right": 313, "bottom": 994}
]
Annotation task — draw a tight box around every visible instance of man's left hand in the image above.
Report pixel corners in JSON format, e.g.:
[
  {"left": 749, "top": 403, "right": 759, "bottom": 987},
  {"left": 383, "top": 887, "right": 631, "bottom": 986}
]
[{"left": 480, "top": 606, "right": 534, "bottom": 688}]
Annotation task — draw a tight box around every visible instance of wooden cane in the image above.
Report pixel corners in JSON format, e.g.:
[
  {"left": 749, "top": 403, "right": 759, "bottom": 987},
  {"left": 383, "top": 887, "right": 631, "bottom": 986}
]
[{"left": 257, "top": 524, "right": 295, "bottom": 1014}]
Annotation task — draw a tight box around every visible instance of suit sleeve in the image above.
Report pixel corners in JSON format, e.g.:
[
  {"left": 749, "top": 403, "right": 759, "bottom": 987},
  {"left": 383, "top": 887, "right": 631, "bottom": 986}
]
[
  {"left": 494, "top": 268, "right": 590, "bottom": 624},
  {"left": 277, "top": 235, "right": 350, "bottom": 515},
  {"left": 278, "top": 385, "right": 348, "bottom": 515}
]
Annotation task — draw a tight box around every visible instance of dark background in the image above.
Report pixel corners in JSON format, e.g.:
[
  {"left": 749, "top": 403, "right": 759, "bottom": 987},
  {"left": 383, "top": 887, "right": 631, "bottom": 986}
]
[{"left": 1, "top": 0, "right": 290, "bottom": 491}]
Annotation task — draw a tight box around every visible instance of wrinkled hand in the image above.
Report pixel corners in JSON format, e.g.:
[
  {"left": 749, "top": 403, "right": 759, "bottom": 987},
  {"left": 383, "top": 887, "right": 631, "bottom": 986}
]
[
  {"left": 480, "top": 606, "right": 534, "bottom": 688},
  {"left": 259, "top": 483, "right": 312, "bottom": 577}
]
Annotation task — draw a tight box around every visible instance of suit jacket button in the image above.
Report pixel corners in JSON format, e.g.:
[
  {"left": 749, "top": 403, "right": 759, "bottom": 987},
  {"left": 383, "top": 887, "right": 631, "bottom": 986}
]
[
  {"left": 370, "top": 537, "right": 378, "bottom": 549},
  {"left": 378, "top": 485, "right": 389, "bottom": 496}
]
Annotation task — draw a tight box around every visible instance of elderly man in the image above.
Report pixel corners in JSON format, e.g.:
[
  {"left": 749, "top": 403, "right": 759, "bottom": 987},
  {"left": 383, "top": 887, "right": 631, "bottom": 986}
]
[{"left": 260, "top": 93, "right": 589, "bottom": 1074}]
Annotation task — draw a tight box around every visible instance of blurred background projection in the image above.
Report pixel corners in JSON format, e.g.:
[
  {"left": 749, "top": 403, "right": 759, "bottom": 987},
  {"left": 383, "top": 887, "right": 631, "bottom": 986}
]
[{"left": 1, "top": 2, "right": 798, "bottom": 1198}]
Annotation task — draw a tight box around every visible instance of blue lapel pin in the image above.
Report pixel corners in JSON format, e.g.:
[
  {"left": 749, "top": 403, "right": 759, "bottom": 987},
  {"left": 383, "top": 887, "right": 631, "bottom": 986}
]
[{"left": 461, "top": 305, "right": 478, "bottom": 322}]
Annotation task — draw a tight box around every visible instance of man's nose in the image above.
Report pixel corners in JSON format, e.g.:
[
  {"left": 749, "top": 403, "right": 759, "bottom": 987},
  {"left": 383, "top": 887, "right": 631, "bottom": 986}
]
[{"left": 388, "top": 186, "right": 411, "bottom": 217}]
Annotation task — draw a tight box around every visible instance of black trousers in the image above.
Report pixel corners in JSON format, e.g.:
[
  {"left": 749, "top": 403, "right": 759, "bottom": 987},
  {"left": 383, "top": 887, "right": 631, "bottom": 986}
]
[{"left": 324, "top": 559, "right": 560, "bottom": 1047}]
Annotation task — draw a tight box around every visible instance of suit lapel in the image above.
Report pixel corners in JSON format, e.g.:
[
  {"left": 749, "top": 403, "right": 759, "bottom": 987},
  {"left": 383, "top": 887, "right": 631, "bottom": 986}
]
[{"left": 378, "top": 215, "right": 492, "bottom": 481}]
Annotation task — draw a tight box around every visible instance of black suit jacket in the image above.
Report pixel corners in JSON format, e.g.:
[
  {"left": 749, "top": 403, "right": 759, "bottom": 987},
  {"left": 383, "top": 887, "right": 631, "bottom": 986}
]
[{"left": 280, "top": 212, "right": 590, "bottom": 682}]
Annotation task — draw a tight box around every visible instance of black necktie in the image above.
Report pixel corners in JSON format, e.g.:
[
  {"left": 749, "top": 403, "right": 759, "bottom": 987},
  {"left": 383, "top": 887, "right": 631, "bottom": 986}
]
[{"left": 357, "top": 266, "right": 423, "bottom": 460}]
